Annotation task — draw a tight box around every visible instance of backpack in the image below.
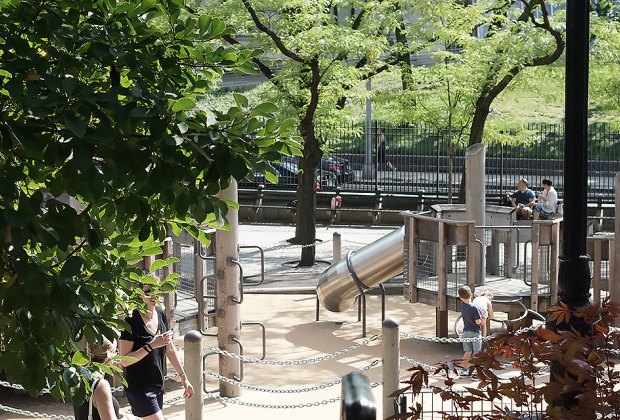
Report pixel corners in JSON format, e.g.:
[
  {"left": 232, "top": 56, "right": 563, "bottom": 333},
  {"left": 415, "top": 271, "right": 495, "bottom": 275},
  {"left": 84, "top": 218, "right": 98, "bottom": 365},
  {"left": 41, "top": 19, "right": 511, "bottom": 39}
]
[{"left": 498, "top": 193, "right": 512, "bottom": 207}]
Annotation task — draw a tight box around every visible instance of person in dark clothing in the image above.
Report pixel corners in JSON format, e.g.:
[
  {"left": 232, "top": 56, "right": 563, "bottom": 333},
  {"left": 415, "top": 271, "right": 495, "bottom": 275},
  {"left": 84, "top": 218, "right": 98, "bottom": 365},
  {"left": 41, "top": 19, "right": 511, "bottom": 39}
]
[
  {"left": 119, "top": 284, "right": 193, "bottom": 419},
  {"left": 511, "top": 178, "right": 536, "bottom": 219},
  {"left": 376, "top": 128, "right": 396, "bottom": 171},
  {"left": 458, "top": 285, "right": 482, "bottom": 376},
  {"left": 73, "top": 337, "right": 133, "bottom": 420}
]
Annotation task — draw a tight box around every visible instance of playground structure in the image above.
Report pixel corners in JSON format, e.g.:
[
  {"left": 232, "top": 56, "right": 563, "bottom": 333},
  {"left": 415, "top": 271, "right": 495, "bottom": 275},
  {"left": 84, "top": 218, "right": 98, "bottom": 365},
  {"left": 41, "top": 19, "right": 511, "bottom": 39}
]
[{"left": 316, "top": 144, "right": 617, "bottom": 337}]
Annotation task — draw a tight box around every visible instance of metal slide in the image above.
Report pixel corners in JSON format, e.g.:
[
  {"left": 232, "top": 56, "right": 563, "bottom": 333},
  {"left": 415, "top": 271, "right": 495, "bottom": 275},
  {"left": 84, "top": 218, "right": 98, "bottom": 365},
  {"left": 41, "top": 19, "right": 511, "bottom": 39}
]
[{"left": 316, "top": 227, "right": 405, "bottom": 312}]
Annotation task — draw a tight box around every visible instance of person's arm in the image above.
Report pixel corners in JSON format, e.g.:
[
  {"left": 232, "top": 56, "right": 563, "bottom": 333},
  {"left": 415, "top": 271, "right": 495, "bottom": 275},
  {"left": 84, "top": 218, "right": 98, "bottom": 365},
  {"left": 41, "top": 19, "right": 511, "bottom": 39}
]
[
  {"left": 118, "top": 332, "right": 171, "bottom": 367},
  {"left": 511, "top": 196, "right": 516, "bottom": 207},
  {"left": 166, "top": 342, "right": 194, "bottom": 399},
  {"left": 487, "top": 301, "right": 494, "bottom": 319}
]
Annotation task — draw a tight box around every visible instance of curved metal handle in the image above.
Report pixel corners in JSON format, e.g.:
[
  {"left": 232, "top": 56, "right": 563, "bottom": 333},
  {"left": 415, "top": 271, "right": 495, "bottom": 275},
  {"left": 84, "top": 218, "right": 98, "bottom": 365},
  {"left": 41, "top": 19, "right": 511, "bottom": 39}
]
[
  {"left": 227, "top": 257, "right": 244, "bottom": 304},
  {"left": 238, "top": 245, "right": 265, "bottom": 286},
  {"left": 474, "top": 239, "right": 485, "bottom": 287}
]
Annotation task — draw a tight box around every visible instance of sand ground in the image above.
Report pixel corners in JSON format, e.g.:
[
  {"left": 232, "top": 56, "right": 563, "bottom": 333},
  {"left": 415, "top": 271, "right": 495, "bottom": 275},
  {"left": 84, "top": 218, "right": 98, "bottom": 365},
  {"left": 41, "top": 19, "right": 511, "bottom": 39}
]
[{"left": 0, "top": 293, "right": 480, "bottom": 420}]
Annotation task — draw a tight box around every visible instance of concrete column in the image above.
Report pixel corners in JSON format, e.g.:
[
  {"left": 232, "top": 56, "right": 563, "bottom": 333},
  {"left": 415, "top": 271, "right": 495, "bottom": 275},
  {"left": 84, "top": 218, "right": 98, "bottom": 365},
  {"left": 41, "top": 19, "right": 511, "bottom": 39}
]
[
  {"left": 465, "top": 144, "right": 486, "bottom": 285},
  {"left": 184, "top": 331, "right": 203, "bottom": 420},
  {"left": 216, "top": 180, "right": 241, "bottom": 397},
  {"left": 613, "top": 174, "right": 620, "bottom": 311},
  {"left": 382, "top": 318, "right": 400, "bottom": 419},
  {"left": 332, "top": 232, "right": 342, "bottom": 264}
]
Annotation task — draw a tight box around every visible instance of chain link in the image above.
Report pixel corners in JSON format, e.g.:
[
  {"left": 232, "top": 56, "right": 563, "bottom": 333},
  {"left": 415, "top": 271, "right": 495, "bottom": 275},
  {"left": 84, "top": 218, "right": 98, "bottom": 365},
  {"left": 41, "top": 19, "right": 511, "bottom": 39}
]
[
  {"left": 258, "top": 239, "right": 333, "bottom": 253},
  {"left": 206, "top": 335, "right": 379, "bottom": 365},
  {"left": 401, "top": 324, "right": 541, "bottom": 344},
  {"left": 205, "top": 359, "right": 380, "bottom": 393},
  {"left": 0, "top": 404, "right": 74, "bottom": 420},
  {"left": 399, "top": 355, "right": 438, "bottom": 372},
  {"left": 1, "top": 372, "right": 181, "bottom": 395}
]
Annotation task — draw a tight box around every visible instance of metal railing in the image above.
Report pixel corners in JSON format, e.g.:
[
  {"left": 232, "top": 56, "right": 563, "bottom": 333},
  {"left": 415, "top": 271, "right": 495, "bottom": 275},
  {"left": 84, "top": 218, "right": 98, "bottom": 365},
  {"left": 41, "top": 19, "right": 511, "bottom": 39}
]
[{"left": 268, "top": 122, "right": 620, "bottom": 199}]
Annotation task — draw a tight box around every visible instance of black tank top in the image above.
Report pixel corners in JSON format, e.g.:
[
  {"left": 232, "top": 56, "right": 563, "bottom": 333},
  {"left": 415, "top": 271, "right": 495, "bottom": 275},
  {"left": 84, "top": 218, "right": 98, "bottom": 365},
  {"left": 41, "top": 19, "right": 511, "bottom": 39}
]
[{"left": 73, "top": 380, "right": 122, "bottom": 420}]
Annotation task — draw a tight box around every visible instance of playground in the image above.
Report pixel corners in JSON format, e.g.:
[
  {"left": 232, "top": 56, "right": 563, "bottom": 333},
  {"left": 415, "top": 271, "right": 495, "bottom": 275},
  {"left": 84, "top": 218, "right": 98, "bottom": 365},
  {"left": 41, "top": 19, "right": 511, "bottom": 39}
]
[
  {"left": 2, "top": 146, "right": 618, "bottom": 419},
  {"left": 2, "top": 219, "right": 579, "bottom": 420}
]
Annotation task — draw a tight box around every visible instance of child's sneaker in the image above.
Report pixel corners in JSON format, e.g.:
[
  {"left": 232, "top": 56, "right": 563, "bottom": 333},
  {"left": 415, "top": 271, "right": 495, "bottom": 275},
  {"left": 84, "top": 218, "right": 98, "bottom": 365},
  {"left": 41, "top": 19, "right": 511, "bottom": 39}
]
[{"left": 459, "top": 368, "right": 469, "bottom": 377}]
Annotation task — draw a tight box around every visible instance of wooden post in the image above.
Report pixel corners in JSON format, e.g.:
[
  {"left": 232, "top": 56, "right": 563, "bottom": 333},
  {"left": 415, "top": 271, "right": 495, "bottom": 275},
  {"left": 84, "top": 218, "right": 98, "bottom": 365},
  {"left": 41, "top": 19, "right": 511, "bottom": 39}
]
[
  {"left": 593, "top": 238, "right": 601, "bottom": 306},
  {"left": 530, "top": 223, "right": 540, "bottom": 312},
  {"left": 550, "top": 222, "right": 560, "bottom": 304},
  {"left": 436, "top": 221, "right": 448, "bottom": 337}
]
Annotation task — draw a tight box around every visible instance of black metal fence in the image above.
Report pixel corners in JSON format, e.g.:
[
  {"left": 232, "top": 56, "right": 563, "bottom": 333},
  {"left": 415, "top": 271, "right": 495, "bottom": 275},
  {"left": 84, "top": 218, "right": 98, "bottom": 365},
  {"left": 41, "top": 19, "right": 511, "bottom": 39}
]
[{"left": 317, "top": 122, "right": 620, "bottom": 200}]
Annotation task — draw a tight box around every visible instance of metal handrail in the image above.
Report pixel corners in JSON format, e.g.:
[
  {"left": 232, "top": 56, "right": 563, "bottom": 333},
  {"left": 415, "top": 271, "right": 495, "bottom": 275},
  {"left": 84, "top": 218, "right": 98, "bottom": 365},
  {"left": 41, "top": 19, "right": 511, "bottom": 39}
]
[
  {"left": 474, "top": 239, "right": 484, "bottom": 287},
  {"left": 231, "top": 337, "right": 243, "bottom": 381},
  {"left": 227, "top": 257, "right": 244, "bottom": 304},
  {"left": 241, "top": 321, "right": 266, "bottom": 360},
  {"left": 239, "top": 245, "right": 265, "bottom": 286}
]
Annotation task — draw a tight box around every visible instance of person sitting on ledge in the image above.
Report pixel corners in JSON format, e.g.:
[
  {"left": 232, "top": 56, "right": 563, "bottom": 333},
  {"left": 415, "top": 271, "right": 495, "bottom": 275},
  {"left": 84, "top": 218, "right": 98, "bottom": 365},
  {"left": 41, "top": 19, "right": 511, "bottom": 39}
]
[
  {"left": 533, "top": 179, "right": 558, "bottom": 220},
  {"left": 511, "top": 178, "right": 535, "bottom": 220}
]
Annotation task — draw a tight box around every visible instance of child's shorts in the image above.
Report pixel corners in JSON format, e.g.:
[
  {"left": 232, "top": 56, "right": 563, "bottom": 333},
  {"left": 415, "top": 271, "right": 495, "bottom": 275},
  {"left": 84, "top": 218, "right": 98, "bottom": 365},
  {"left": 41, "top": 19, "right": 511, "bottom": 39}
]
[{"left": 462, "top": 330, "right": 482, "bottom": 353}]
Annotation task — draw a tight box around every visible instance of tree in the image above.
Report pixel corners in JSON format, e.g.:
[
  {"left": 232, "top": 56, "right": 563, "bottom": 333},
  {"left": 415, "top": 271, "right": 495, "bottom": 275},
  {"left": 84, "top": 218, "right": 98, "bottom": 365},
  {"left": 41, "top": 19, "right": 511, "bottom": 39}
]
[
  {"left": 0, "top": 0, "right": 299, "bottom": 400},
  {"left": 213, "top": 0, "right": 424, "bottom": 265}
]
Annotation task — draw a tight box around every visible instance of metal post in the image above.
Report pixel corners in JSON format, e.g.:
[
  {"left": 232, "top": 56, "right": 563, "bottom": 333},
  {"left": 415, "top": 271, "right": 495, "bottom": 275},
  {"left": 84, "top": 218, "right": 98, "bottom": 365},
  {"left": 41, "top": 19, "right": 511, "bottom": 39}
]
[
  {"left": 333, "top": 231, "right": 342, "bottom": 264},
  {"left": 362, "top": 78, "right": 373, "bottom": 180},
  {"left": 382, "top": 318, "right": 400, "bottom": 419},
  {"left": 216, "top": 180, "right": 241, "bottom": 397},
  {"left": 184, "top": 331, "right": 203, "bottom": 420},
  {"left": 548, "top": 0, "right": 592, "bottom": 409},
  {"left": 556, "top": 0, "right": 591, "bottom": 305}
]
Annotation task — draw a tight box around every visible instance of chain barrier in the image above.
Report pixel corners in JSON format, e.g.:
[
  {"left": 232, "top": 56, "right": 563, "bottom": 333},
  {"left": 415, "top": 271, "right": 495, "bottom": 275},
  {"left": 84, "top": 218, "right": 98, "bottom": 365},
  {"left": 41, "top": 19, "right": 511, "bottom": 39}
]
[
  {"left": 401, "top": 324, "right": 541, "bottom": 344},
  {"left": 399, "top": 355, "right": 439, "bottom": 372},
  {"left": 205, "top": 359, "right": 380, "bottom": 393},
  {"left": 1, "top": 372, "right": 180, "bottom": 395},
  {"left": 0, "top": 404, "right": 74, "bottom": 420},
  {"left": 255, "top": 239, "right": 333, "bottom": 254},
  {"left": 205, "top": 334, "right": 379, "bottom": 365},
  {"left": 203, "top": 382, "right": 380, "bottom": 409}
]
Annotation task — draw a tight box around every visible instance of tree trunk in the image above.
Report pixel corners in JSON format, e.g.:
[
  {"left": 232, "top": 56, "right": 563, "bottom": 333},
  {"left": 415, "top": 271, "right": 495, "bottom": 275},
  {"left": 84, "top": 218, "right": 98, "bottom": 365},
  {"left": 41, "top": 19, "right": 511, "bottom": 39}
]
[
  {"left": 295, "top": 59, "right": 322, "bottom": 267},
  {"left": 394, "top": 16, "right": 413, "bottom": 90},
  {"left": 295, "top": 122, "right": 322, "bottom": 266}
]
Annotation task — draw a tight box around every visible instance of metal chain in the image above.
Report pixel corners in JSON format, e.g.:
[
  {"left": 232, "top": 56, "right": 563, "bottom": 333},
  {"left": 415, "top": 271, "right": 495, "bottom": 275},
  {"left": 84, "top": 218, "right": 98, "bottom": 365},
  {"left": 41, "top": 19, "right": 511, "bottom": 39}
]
[
  {"left": 203, "top": 382, "right": 380, "bottom": 409},
  {"left": 342, "top": 239, "right": 371, "bottom": 246},
  {"left": 399, "top": 355, "right": 438, "bottom": 372},
  {"left": 0, "top": 404, "right": 74, "bottom": 420},
  {"left": 401, "top": 324, "right": 541, "bottom": 344},
  {"left": 204, "top": 359, "right": 380, "bottom": 393},
  {"left": 2, "top": 372, "right": 181, "bottom": 395},
  {"left": 258, "top": 239, "right": 333, "bottom": 253},
  {"left": 205, "top": 335, "right": 379, "bottom": 365}
]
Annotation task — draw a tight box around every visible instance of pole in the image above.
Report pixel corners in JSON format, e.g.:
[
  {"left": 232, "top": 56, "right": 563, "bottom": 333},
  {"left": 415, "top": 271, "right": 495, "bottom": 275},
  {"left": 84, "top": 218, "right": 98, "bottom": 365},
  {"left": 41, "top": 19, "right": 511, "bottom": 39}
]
[
  {"left": 215, "top": 179, "right": 241, "bottom": 397},
  {"left": 465, "top": 144, "right": 486, "bottom": 285},
  {"left": 556, "top": 0, "right": 591, "bottom": 307},
  {"left": 332, "top": 232, "right": 342, "bottom": 264},
  {"left": 184, "top": 331, "right": 203, "bottom": 420},
  {"left": 382, "top": 318, "right": 400, "bottom": 419},
  {"left": 362, "top": 77, "right": 373, "bottom": 180},
  {"left": 548, "top": 0, "right": 591, "bottom": 409}
]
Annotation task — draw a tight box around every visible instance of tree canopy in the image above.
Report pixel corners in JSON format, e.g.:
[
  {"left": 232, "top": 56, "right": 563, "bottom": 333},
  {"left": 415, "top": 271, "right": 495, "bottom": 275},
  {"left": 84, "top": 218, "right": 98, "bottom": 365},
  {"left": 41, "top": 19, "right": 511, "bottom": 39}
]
[{"left": 0, "top": 0, "right": 299, "bottom": 400}]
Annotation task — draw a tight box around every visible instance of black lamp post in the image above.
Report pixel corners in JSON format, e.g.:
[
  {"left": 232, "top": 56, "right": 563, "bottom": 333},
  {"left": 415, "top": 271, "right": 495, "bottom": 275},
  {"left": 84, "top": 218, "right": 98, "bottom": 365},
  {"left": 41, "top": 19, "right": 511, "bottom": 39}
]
[
  {"left": 558, "top": 0, "right": 591, "bottom": 307},
  {"left": 548, "top": 0, "right": 592, "bottom": 409}
]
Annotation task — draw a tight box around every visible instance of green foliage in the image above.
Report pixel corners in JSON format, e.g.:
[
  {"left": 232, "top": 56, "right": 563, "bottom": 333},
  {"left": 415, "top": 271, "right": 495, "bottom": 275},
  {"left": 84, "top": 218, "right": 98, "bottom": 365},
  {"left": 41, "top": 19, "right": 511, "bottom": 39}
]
[{"left": 0, "top": 0, "right": 300, "bottom": 400}]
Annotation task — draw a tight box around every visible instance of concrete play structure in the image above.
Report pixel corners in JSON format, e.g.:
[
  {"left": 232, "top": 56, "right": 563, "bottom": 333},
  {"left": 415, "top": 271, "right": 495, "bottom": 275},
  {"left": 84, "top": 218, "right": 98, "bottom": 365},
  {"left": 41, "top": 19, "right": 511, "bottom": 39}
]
[{"left": 317, "top": 144, "right": 615, "bottom": 337}]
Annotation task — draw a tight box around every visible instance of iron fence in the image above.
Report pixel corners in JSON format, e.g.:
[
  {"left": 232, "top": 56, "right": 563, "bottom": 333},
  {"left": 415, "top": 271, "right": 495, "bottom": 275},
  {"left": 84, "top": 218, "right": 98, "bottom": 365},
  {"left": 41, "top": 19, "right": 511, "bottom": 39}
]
[{"left": 314, "top": 122, "right": 620, "bottom": 199}]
